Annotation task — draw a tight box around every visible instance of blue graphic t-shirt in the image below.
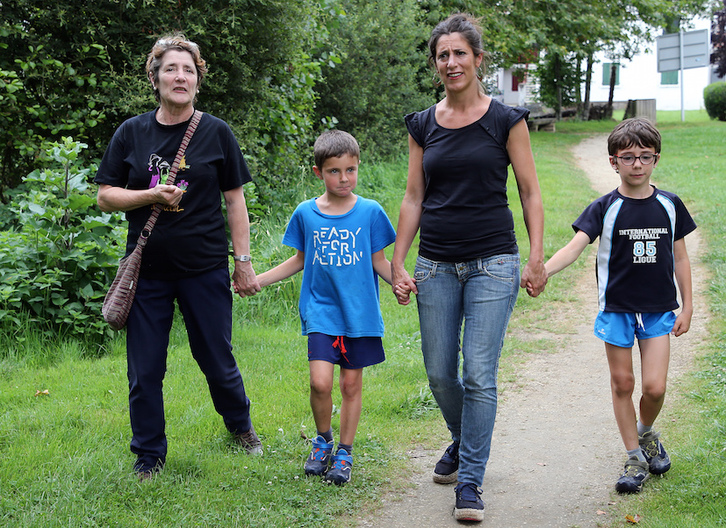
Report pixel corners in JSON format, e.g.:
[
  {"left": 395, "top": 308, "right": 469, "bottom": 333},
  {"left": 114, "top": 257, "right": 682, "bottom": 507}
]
[{"left": 283, "top": 196, "right": 396, "bottom": 337}]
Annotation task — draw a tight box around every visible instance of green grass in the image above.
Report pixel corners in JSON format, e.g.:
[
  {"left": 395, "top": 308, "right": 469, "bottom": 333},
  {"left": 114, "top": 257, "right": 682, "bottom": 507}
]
[{"left": 2, "top": 113, "right": 726, "bottom": 526}]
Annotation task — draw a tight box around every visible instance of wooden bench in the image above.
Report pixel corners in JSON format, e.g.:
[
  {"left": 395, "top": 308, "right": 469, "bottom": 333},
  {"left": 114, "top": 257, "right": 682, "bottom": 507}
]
[{"left": 527, "top": 117, "right": 556, "bottom": 132}]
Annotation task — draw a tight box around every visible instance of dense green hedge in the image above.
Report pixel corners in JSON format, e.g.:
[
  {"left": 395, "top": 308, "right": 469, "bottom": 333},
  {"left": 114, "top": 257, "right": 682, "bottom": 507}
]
[{"left": 704, "top": 82, "right": 726, "bottom": 121}]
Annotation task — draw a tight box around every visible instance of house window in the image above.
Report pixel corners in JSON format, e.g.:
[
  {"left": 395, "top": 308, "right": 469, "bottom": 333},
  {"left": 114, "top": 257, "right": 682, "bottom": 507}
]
[
  {"left": 661, "top": 70, "right": 678, "bottom": 85},
  {"left": 602, "top": 63, "right": 620, "bottom": 86}
]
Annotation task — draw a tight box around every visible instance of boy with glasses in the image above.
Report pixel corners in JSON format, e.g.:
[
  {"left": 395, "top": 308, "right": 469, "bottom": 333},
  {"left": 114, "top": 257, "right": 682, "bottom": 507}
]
[{"left": 539, "top": 118, "right": 696, "bottom": 493}]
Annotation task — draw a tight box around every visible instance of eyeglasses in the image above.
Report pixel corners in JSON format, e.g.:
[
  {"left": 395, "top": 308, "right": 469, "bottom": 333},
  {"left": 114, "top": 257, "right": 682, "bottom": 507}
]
[{"left": 613, "top": 153, "right": 658, "bottom": 166}]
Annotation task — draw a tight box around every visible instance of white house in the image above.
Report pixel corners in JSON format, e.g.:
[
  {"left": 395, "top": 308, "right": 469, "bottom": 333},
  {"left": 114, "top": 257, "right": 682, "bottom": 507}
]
[
  {"left": 496, "top": 17, "right": 719, "bottom": 113},
  {"left": 588, "top": 18, "right": 713, "bottom": 111}
]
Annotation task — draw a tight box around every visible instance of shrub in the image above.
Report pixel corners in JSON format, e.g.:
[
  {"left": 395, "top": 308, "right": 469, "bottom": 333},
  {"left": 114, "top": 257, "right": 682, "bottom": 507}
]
[
  {"left": 704, "top": 82, "right": 726, "bottom": 121},
  {"left": 0, "top": 138, "right": 124, "bottom": 348}
]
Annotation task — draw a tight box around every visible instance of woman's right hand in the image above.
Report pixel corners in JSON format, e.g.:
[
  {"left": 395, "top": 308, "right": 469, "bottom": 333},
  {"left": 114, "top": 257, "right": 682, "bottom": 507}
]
[{"left": 153, "top": 184, "right": 185, "bottom": 208}]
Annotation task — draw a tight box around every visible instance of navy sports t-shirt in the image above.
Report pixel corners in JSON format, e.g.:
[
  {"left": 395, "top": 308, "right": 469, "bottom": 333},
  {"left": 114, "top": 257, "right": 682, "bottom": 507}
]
[{"left": 573, "top": 187, "right": 696, "bottom": 312}]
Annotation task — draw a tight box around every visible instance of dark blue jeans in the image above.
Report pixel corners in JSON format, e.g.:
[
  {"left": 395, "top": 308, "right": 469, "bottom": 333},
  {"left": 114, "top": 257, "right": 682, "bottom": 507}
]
[{"left": 126, "top": 267, "right": 252, "bottom": 471}]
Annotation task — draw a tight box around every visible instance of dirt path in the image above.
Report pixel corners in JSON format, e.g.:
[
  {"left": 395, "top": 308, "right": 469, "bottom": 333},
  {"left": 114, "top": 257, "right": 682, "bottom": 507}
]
[{"left": 358, "top": 135, "right": 709, "bottom": 528}]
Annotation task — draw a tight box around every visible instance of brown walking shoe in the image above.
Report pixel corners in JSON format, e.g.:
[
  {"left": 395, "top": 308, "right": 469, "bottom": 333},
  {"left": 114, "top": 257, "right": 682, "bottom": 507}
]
[{"left": 234, "top": 425, "right": 263, "bottom": 455}]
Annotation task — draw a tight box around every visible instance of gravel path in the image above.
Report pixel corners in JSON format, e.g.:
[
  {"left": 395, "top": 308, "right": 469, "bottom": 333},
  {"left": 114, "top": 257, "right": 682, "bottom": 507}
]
[{"left": 357, "top": 134, "right": 709, "bottom": 528}]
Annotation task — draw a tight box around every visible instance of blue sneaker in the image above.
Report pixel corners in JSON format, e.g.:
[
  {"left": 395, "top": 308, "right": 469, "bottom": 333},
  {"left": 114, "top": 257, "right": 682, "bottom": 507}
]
[
  {"left": 325, "top": 448, "right": 353, "bottom": 485},
  {"left": 304, "top": 436, "right": 334, "bottom": 476},
  {"left": 615, "top": 456, "right": 650, "bottom": 493},
  {"left": 433, "top": 441, "right": 459, "bottom": 484},
  {"left": 639, "top": 430, "right": 671, "bottom": 475},
  {"left": 454, "top": 482, "right": 485, "bottom": 522}
]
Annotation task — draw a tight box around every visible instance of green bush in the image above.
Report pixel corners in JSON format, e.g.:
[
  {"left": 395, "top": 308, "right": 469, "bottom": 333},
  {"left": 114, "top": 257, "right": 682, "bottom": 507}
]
[
  {"left": 704, "top": 82, "right": 726, "bottom": 121},
  {"left": 0, "top": 137, "right": 124, "bottom": 347}
]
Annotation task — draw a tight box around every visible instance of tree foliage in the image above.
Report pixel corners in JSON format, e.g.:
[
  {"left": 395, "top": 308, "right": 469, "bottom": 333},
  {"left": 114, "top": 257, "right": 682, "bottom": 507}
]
[
  {"left": 0, "top": 14, "right": 111, "bottom": 198},
  {"left": 0, "top": 0, "right": 325, "bottom": 207},
  {"left": 713, "top": 1, "right": 726, "bottom": 78},
  {"left": 460, "top": 0, "right": 714, "bottom": 117},
  {"left": 0, "top": 0, "right": 718, "bottom": 203},
  {"left": 313, "top": 0, "right": 434, "bottom": 160}
]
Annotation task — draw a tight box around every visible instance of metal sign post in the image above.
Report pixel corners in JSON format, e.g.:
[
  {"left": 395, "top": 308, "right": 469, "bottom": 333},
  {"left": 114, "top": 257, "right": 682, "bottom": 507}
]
[{"left": 656, "top": 29, "right": 709, "bottom": 122}]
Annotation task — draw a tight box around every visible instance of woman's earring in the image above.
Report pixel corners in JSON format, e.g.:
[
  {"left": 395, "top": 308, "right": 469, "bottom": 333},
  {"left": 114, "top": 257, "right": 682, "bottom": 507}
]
[{"left": 432, "top": 72, "right": 442, "bottom": 87}]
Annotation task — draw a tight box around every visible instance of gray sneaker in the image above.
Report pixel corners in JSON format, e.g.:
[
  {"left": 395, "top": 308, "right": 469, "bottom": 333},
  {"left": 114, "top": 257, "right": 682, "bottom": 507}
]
[{"left": 639, "top": 430, "right": 671, "bottom": 475}]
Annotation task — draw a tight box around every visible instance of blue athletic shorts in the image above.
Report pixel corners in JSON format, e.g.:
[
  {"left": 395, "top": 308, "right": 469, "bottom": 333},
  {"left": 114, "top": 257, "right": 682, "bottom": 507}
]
[
  {"left": 307, "top": 333, "right": 385, "bottom": 369},
  {"left": 594, "top": 311, "right": 676, "bottom": 348}
]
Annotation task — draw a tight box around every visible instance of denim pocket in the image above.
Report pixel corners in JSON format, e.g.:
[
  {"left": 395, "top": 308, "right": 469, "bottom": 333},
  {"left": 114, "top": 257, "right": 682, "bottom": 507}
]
[
  {"left": 481, "top": 255, "right": 519, "bottom": 282},
  {"left": 414, "top": 256, "right": 435, "bottom": 284}
]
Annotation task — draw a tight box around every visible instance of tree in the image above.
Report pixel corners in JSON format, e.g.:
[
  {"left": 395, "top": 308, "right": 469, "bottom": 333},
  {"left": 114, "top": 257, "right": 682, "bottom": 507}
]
[
  {"left": 314, "top": 0, "right": 433, "bottom": 160},
  {"left": 0, "top": 16, "right": 111, "bottom": 198},
  {"left": 713, "top": 1, "right": 726, "bottom": 77},
  {"left": 0, "top": 0, "right": 326, "bottom": 208},
  {"left": 509, "top": 0, "right": 715, "bottom": 119}
]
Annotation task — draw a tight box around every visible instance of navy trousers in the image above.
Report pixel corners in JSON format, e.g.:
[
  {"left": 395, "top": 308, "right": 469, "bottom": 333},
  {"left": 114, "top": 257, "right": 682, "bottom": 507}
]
[{"left": 126, "top": 267, "right": 252, "bottom": 471}]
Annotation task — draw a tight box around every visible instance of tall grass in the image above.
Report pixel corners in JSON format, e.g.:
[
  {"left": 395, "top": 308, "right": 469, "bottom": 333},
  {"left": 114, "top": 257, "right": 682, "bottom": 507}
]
[{"left": 1, "top": 114, "right": 725, "bottom": 526}]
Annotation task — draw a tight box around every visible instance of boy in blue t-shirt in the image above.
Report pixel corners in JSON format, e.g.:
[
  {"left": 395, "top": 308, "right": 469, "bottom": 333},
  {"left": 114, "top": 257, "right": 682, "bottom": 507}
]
[
  {"left": 257, "top": 130, "right": 396, "bottom": 485},
  {"left": 542, "top": 118, "right": 696, "bottom": 494}
]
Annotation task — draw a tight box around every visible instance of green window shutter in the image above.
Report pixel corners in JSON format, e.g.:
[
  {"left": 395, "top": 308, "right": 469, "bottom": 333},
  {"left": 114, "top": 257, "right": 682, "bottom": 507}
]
[
  {"left": 661, "top": 70, "right": 678, "bottom": 85},
  {"left": 602, "top": 63, "right": 620, "bottom": 86}
]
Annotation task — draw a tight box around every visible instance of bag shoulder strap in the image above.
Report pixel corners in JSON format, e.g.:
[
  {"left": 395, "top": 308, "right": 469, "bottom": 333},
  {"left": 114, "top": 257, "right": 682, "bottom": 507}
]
[{"left": 136, "top": 110, "right": 203, "bottom": 247}]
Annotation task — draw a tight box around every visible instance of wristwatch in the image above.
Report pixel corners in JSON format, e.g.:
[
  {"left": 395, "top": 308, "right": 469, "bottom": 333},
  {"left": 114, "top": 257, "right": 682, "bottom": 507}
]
[{"left": 232, "top": 255, "right": 251, "bottom": 262}]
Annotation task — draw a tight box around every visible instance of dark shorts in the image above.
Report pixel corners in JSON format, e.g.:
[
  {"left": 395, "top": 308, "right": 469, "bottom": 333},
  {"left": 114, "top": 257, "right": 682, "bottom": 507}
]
[
  {"left": 307, "top": 333, "right": 385, "bottom": 369},
  {"left": 594, "top": 311, "right": 676, "bottom": 348}
]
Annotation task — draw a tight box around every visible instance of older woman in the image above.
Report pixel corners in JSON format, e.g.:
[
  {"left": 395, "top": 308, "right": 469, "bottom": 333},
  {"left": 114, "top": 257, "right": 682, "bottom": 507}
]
[
  {"left": 392, "top": 14, "right": 547, "bottom": 522},
  {"left": 95, "top": 34, "right": 262, "bottom": 480}
]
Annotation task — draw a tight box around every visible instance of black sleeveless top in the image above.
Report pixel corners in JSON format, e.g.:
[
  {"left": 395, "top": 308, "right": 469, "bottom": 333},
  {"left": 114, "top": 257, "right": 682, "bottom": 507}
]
[{"left": 404, "top": 99, "right": 529, "bottom": 262}]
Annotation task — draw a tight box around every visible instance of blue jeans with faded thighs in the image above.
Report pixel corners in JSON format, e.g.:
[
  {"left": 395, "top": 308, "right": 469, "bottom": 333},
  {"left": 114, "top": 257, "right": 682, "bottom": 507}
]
[{"left": 414, "top": 254, "right": 520, "bottom": 486}]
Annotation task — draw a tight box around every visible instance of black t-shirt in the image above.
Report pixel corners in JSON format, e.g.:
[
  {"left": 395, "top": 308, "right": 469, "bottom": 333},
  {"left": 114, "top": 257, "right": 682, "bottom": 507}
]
[
  {"left": 573, "top": 187, "right": 696, "bottom": 312},
  {"left": 404, "top": 99, "right": 529, "bottom": 261},
  {"left": 95, "top": 110, "right": 251, "bottom": 279}
]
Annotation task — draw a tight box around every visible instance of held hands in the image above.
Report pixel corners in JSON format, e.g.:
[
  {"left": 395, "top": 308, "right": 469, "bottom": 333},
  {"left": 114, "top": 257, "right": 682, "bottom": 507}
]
[
  {"left": 232, "top": 261, "right": 261, "bottom": 298},
  {"left": 392, "top": 264, "right": 417, "bottom": 306},
  {"left": 521, "top": 259, "right": 547, "bottom": 298},
  {"left": 392, "top": 260, "right": 549, "bottom": 303},
  {"left": 393, "top": 280, "right": 415, "bottom": 305}
]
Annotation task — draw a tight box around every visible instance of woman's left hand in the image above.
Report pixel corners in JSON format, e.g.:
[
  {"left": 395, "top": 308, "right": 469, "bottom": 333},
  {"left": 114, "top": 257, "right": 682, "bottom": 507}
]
[
  {"left": 521, "top": 259, "right": 547, "bottom": 297},
  {"left": 232, "top": 261, "right": 261, "bottom": 297}
]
